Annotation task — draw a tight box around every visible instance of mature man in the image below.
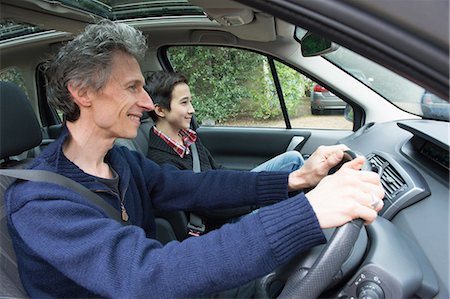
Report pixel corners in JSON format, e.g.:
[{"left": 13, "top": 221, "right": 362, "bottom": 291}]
[{"left": 5, "top": 20, "right": 384, "bottom": 298}]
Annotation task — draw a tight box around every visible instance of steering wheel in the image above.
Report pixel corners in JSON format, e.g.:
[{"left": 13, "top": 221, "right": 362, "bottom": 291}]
[{"left": 276, "top": 150, "right": 372, "bottom": 298}]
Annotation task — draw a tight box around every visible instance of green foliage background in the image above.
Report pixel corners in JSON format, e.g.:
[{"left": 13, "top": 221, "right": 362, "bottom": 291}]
[
  {"left": 168, "top": 46, "right": 312, "bottom": 124},
  {"left": 0, "top": 67, "right": 29, "bottom": 96}
]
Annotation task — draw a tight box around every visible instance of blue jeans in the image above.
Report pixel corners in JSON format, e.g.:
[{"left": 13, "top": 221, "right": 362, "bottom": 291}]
[
  {"left": 231, "top": 151, "right": 304, "bottom": 222},
  {"left": 251, "top": 150, "right": 304, "bottom": 172}
]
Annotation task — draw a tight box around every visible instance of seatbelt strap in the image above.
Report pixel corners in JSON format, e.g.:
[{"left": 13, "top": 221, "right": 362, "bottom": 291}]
[
  {"left": 190, "top": 142, "right": 201, "bottom": 172},
  {"left": 187, "top": 142, "right": 205, "bottom": 236},
  {"left": 0, "top": 169, "right": 129, "bottom": 225}
]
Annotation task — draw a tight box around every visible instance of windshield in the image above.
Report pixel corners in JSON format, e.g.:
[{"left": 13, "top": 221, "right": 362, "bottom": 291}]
[{"left": 323, "top": 46, "right": 449, "bottom": 121}]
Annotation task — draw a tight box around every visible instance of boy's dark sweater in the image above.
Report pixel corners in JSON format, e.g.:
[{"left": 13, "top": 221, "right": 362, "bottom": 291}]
[{"left": 148, "top": 127, "right": 223, "bottom": 171}]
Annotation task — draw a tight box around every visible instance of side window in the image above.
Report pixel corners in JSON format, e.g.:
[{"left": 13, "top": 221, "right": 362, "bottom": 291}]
[
  {"left": 167, "top": 46, "right": 284, "bottom": 128},
  {"left": 274, "top": 61, "right": 353, "bottom": 130},
  {"left": 0, "top": 66, "right": 29, "bottom": 97},
  {"left": 167, "top": 46, "right": 352, "bottom": 130}
]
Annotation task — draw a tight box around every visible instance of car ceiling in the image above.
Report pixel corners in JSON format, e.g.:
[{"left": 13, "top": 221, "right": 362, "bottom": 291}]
[
  {"left": 0, "top": 0, "right": 283, "bottom": 43},
  {"left": 0, "top": 0, "right": 298, "bottom": 70}
]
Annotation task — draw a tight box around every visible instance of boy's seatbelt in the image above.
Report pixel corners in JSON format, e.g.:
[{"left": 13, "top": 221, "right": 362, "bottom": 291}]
[
  {"left": 0, "top": 169, "right": 129, "bottom": 225},
  {"left": 190, "top": 142, "right": 201, "bottom": 172},
  {"left": 187, "top": 143, "right": 206, "bottom": 236}
]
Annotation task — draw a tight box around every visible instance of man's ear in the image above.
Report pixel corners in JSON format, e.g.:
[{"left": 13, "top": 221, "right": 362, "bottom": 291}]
[
  {"left": 154, "top": 105, "right": 166, "bottom": 118},
  {"left": 67, "top": 82, "right": 92, "bottom": 107}
]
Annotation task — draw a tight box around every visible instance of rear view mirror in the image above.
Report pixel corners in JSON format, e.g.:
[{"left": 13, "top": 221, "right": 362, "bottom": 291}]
[{"left": 295, "top": 28, "right": 339, "bottom": 57}]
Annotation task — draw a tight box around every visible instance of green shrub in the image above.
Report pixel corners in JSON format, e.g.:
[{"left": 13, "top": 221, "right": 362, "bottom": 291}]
[{"left": 168, "top": 46, "right": 313, "bottom": 123}]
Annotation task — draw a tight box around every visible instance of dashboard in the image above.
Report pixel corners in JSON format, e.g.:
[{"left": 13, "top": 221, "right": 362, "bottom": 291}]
[{"left": 336, "top": 119, "right": 449, "bottom": 298}]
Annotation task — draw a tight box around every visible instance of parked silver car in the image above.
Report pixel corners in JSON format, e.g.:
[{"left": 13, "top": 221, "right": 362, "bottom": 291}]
[
  {"left": 421, "top": 91, "right": 449, "bottom": 121},
  {"left": 310, "top": 84, "right": 344, "bottom": 114},
  {"left": 310, "top": 69, "right": 371, "bottom": 114}
]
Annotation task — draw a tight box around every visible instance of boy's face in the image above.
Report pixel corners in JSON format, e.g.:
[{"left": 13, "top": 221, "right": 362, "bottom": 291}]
[{"left": 160, "top": 82, "right": 195, "bottom": 130}]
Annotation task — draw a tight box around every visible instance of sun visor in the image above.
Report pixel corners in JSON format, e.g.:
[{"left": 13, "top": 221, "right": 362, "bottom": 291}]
[
  {"left": 226, "top": 12, "right": 276, "bottom": 42},
  {"left": 205, "top": 8, "right": 254, "bottom": 26},
  {"left": 189, "top": 0, "right": 276, "bottom": 42}
]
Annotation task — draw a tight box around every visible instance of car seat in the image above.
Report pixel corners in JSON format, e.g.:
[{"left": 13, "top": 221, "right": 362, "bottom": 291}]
[{"left": 0, "top": 81, "right": 43, "bottom": 297}]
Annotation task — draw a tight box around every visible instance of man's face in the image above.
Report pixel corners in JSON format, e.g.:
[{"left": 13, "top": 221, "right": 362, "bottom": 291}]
[
  {"left": 89, "top": 51, "right": 154, "bottom": 139},
  {"left": 163, "top": 82, "right": 195, "bottom": 131}
]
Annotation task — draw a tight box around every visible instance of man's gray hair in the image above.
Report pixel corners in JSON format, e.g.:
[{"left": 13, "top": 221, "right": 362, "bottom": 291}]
[{"left": 45, "top": 19, "right": 147, "bottom": 121}]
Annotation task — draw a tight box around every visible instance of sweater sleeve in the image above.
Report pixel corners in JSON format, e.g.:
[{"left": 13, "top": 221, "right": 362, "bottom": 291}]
[
  {"left": 144, "top": 162, "right": 290, "bottom": 211},
  {"left": 7, "top": 182, "right": 325, "bottom": 298},
  {"left": 116, "top": 146, "right": 290, "bottom": 212}
]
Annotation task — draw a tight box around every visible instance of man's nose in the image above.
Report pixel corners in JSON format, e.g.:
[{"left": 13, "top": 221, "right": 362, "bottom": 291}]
[{"left": 140, "top": 90, "right": 155, "bottom": 111}]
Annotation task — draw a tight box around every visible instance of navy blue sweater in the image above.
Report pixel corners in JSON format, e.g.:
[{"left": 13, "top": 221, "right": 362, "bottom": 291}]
[{"left": 5, "top": 127, "right": 325, "bottom": 298}]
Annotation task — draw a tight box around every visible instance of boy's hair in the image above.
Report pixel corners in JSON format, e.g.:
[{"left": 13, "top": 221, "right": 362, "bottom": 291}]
[{"left": 146, "top": 71, "right": 188, "bottom": 122}]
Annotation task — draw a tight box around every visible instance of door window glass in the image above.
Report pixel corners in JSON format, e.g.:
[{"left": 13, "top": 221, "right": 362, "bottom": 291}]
[
  {"left": 167, "top": 46, "right": 284, "bottom": 127},
  {"left": 274, "top": 61, "right": 352, "bottom": 130},
  {"left": 167, "top": 46, "right": 352, "bottom": 130}
]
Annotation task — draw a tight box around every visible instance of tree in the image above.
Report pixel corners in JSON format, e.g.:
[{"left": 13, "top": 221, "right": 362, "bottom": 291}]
[{"left": 168, "top": 46, "right": 312, "bottom": 123}]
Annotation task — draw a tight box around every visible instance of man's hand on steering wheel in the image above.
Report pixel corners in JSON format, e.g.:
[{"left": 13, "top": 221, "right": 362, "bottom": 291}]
[
  {"left": 306, "top": 155, "right": 385, "bottom": 228},
  {"left": 278, "top": 149, "right": 385, "bottom": 298},
  {"left": 287, "top": 144, "right": 349, "bottom": 191}
]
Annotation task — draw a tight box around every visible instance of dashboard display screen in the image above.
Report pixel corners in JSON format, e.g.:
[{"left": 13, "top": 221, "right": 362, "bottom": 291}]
[{"left": 420, "top": 142, "right": 450, "bottom": 170}]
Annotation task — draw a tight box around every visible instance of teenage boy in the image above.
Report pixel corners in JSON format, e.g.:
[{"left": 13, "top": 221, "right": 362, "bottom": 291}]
[{"left": 146, "top": 71, "right": 304, "bottom": 172}]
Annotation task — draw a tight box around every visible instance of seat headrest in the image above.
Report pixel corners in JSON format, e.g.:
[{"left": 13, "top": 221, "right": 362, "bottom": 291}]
[{"left": 0, "top": 81, "right": 42, "bottom": 159}]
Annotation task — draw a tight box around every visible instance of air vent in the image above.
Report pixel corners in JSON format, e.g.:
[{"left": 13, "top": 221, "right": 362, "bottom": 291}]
[{"left": 368, "top": 154, "right": 407, "bottom": 200}]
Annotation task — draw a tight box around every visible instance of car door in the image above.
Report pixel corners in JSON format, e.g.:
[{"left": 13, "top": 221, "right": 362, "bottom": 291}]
[{"left": 164, "top": 46, "right": 354, "bottom": 170}]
